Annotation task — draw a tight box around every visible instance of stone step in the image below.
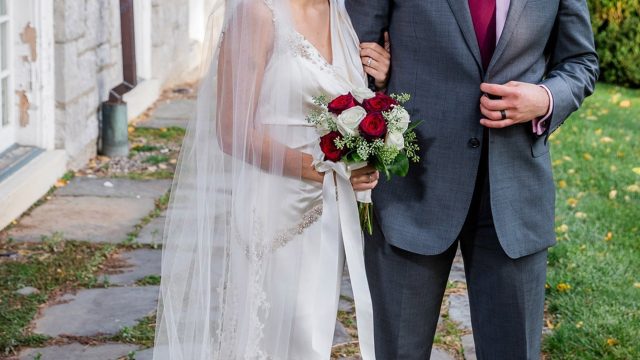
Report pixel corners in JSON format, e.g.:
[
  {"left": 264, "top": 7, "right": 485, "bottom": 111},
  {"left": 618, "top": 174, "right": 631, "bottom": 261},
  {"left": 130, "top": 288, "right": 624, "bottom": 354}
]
[
  {"left": 19, "top": 343, "right": 139, "bottom": 360},
  {"left": 34, "top": 286, "right": 159, "bottom": 337},
  {"left": 7, "top": 196, "right": 156, "bottom": 243},
  {"left": 101, "top": 249, "right": 162, "bottom": 286},
  {"left": 56, "top": 178, "right": 171, "bottom": 199}
]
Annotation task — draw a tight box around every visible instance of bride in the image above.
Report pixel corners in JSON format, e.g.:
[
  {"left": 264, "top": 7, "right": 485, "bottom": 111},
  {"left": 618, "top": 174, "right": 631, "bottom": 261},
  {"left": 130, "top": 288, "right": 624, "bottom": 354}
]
[{"left": 153, "top": 0, "right": 390, "bottom": 358}]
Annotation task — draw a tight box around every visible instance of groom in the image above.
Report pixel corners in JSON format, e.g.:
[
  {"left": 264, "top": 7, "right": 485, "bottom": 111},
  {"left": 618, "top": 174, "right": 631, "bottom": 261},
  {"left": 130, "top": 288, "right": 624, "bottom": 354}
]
[{"left": 346, "top": 0, "right": 598, "bottom": 359}]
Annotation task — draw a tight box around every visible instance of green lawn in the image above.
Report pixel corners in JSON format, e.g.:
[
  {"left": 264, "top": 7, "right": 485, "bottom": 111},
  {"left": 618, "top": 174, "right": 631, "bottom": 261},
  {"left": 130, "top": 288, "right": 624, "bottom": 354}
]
[{"left": 544, "top": 83, "right": 640, "bottom": 359}]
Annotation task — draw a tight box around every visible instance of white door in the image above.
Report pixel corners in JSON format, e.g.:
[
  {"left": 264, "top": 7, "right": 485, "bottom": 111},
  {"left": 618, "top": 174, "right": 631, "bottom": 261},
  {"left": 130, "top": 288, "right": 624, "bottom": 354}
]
[{"left": 0, "top": 0, "right": 14, "bottom": 153}]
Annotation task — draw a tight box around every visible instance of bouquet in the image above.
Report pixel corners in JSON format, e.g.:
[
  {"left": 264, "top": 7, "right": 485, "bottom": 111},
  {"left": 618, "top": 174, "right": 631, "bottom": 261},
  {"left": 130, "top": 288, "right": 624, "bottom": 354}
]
[{"left": 306, "top": 87, "right": 422, "bottom": 234}]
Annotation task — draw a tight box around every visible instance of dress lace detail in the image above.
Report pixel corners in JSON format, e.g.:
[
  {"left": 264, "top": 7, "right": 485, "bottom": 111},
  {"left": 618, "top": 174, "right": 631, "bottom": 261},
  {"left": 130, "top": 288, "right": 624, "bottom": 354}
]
[
  {"left": 272, "top": 204, "right": 323, "bottom": 251},
  {"left": 240, "top": 204, "right": 324, "bottom": 261},
  {"left": 262, "top": 0, "right": 276, "bottom": 23},
  {"left": 288, "top": 32, "right": 335, "bottom": 75}
]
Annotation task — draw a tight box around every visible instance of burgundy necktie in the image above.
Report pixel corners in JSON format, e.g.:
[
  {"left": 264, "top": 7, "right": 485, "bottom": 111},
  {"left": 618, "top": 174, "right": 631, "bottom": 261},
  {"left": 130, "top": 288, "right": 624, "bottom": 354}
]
[{"left": 468, "top": 0, "right": 497, "bottom": 70}]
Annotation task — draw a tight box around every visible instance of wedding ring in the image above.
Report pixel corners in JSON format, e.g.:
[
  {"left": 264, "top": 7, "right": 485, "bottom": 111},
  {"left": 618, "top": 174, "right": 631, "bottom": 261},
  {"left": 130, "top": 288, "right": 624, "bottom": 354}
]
[
  {"left": 500, "top": 110, "right": 507, "bottom": 120},
  {"left": 367, "top": 57, "right": 372, "bottom": 67}
]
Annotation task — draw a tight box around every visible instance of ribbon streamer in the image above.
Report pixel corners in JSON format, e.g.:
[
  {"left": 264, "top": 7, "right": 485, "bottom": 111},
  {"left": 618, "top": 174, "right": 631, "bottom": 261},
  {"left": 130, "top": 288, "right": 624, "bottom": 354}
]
[{"left": 314, "top": 159, "right": 375, "bottom": 359}]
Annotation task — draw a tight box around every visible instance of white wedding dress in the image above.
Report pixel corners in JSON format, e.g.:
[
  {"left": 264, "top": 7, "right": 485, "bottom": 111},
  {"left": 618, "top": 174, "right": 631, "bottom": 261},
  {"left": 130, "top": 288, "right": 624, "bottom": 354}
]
[{"left": 154, "top": 0, "right": 375, "bottom": 359}]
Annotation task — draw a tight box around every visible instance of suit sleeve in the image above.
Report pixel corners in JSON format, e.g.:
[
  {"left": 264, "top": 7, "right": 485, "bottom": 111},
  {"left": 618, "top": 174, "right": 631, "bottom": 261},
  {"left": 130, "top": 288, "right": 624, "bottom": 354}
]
[
  {"left": 345, "top": 0, "right": 391, "bottom": 43},
  {"left": 540, "top": 0, "right": 599, "bottom": 137}
]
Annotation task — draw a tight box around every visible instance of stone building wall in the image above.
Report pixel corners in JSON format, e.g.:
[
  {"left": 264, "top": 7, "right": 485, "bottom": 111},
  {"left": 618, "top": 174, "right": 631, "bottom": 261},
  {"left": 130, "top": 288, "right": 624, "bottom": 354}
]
[
  {"left": 54, "top": 0, "right": 122, "bottom": 169},
  {"left": 53, "top": 0, "right": 208, "bottom": 169}
]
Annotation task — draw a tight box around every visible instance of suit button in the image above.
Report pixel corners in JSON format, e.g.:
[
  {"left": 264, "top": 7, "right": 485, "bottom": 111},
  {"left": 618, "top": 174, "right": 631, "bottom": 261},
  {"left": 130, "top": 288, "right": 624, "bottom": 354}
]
[{"left": 468, "top": 138, "right": 481, "bottom": 148}]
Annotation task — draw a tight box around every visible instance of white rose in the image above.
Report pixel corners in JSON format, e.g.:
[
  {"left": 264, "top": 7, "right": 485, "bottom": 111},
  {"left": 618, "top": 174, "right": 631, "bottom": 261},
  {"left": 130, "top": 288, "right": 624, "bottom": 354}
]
[
  {"left": 386, "top": 131, "right": 405, "bottom": 150},
  {"left": 391, "top": 106, "right": 411, "bottom": 132},
  {"left": 336, "top": 106, "right": 366, "bottom": 137},
  {"left": 351, "top": 87, "right": 376, "bottom": 103}
]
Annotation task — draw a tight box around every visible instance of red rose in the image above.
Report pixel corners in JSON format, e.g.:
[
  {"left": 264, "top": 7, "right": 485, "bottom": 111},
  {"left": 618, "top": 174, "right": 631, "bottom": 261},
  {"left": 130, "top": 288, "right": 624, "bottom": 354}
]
[
  {"left": 320, "top": 131, "right": 344, "bottom": 162},
  {"left": 359, "top": 112, "right": 387, "bottom": 140},
  {"left": 362, "top": 93, "right": 397, "bottom": 113},
  {"left": 328, "top": 93, "right": 358, "bottom": 115}
]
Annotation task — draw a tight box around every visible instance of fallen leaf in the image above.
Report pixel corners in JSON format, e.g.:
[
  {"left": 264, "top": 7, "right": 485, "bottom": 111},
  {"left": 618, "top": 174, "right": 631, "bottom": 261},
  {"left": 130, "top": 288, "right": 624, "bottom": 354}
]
[
  {"left": 558, "top": 180, "right": 567, "bottom": 189},
  {"left": 556, "top": 224, "right": 569, "bottom": 233},
  {"left": 619, "top": 100, "right": 631, "bottom": 108},
  {"left": 607, "top": 338, "right": 619, "bottom": 346},
  {"left": 633, "top": 167, "right": 640, "bottom": 175},
  {"left": 575, "top": 212, "right": 587, "bottom": 219},
  {"left": 634, "top": 283, "right": 640, "bottom": 289},
  {"left": 604, "top": 232, "right": 613, "bottom": 242},
  {"left": 600, "top": 137, "right": 614, "bottom": 144},
  {"left": 567, "top": 198, "right": 578, "bottom": 207},
  {"left": 626, "top": 184, "right": 640, "bottom": 193},
  {"left": 609, "top": 190, "right": 618, "bottom": 199},
  {"left": 583, "top": 153, "right": 593, "bottom": 161}
]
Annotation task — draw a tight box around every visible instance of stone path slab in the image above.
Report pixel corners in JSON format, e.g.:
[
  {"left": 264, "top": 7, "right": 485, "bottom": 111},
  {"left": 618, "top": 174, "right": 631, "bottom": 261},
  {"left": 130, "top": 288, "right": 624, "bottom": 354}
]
[
  {"left": 333, "top": 321, "right": 352, "bottom": 346},
  {"left": 57, "top": 178, "right": 171, "bottom": 199},
  {"left": 153, "top": 99, "right": 196, "bottom": 120},
  {"left": 449, "top": 293, "right": 472, "bottom": 330},
  {"left": 431, "top": 348, "right": 456, "bottom": 360},
  {"left": 461, "top": 334, "right": 477, "bottom": 360},
  {"left": 34, "top": 286, "right": 159, "bottom": 337},
  {"left": 103, "top": 249, "right": 162, "bottom": 286},
  {"left": 448, "top": 251, "right": 466, "bottom": 283},
  {"left": 130, "top": 348, "right": 153, "bottom": 360},
  {"left": 139, "top": 99, "right": 195, "bottom": 129},
  {"left": 7, "top": 196, "right": 156, "bottom": 243},
  {"left": 340, "top": 269, "right": 353, "bottom": 300},
  {"left": 135, "top": 215, "right": 166, "bottom": 245},
  {"left": 19, "top": 343, "right": 139, "bottom": 360}
]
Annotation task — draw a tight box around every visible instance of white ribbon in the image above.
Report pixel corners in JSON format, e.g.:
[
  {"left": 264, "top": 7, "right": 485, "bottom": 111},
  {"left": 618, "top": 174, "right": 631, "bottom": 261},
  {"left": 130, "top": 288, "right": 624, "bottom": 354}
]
[{"left": 314, "top": 156, "right": 375, "bottom": 359}]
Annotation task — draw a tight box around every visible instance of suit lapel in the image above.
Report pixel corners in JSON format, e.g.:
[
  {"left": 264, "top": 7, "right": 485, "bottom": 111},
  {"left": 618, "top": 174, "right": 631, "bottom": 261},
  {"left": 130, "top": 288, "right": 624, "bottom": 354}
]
[
  {"left": 445, "top": 0, "right": 483, "bottom": 73},
  {"left": 487, "top": 0, "right": 529, "bottom": 74}
]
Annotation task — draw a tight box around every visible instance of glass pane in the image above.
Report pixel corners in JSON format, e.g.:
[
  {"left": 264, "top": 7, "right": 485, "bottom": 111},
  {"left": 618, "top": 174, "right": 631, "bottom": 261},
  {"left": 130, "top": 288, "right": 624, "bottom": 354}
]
[
  {"left": 0, "top": 0, "right": 6, "bottom": 16},
  {"left": 1, "top": 77, "right": 8, "bottom": 127},
  {"left": 0, "top": 22, "right": 6, "bottom": 71}
]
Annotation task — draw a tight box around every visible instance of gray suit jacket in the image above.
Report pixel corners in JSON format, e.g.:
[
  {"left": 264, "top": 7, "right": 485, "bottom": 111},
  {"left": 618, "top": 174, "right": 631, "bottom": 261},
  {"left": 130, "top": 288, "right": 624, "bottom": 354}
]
[{"left": 346, "top": 0, "right": 599, "bottom": 258}]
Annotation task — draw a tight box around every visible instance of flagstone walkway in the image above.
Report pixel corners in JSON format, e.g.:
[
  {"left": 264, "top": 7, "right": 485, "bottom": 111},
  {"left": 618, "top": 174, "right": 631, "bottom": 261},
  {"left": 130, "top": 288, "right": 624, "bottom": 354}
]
[{"left": 8, "top": 95, "right": 477, "bottom": 360}]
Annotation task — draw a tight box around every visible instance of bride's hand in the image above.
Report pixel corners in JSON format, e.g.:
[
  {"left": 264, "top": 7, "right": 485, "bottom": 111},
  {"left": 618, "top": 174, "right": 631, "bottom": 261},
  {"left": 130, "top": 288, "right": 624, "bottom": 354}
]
[
  {"left": 350, "top": 166, "right": 380, "bottom": 191},
  {"left": 360, "top": 32, "right": 391, "bottom": 90}
]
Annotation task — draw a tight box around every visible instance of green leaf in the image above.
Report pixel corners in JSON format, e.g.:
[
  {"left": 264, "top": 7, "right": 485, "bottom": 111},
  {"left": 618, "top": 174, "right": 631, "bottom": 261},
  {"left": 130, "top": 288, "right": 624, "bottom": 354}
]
[
  {"left": 344, "top": 150, "right": 364, "bottom": 163},
  {"left": 407, "top": 119, "right": 424, "bottom": 132},
  {"left": 387, "top": 153, "right": 410, "bottom": 177}
]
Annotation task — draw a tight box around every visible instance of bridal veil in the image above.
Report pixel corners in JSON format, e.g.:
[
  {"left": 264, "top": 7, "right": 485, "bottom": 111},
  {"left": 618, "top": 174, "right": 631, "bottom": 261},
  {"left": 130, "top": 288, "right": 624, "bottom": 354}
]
[{"left": 153, "top": 0, "right": 369, "bottom": 359}]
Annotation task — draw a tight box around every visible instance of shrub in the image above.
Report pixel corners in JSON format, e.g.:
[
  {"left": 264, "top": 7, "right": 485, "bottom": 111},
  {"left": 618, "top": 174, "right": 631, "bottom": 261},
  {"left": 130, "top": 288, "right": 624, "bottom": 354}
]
[{"left": 587, "top": 0, "right": 640, "bottom": 87}]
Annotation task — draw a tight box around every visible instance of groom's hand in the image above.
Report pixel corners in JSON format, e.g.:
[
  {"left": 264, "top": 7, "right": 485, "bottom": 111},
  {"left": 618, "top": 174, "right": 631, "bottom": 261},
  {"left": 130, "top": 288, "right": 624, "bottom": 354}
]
[{"left": 479, "top": 82, "right": 550, "bottom": 129}]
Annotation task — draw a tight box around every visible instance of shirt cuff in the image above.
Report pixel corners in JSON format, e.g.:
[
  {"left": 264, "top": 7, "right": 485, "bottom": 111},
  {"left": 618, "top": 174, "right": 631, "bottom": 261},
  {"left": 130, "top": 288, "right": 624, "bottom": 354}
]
[{"left": 532, "top": 85, "right": 553, "bottom": 135}]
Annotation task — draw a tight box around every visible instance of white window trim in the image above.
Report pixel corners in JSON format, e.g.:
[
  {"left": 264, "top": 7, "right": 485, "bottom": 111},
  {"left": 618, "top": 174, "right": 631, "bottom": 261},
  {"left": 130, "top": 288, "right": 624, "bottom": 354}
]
[
  {"left": 134, "top": 0, "right": 152, "bottom": 81},
  {"left": 0, "top": 2, "right": 14, "bottom": 153}
]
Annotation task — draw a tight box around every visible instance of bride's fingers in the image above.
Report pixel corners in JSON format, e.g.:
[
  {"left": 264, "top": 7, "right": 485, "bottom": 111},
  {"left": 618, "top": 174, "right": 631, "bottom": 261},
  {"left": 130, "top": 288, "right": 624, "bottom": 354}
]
[
  {"left": 351, "top": 166, "right": 377, "bottom": 177},
  {"left": 360, "top": 47, "right": 390, "bottom": 67},
  {"left": 353, "top": 179, "right": 379, "bottom": 191},
  {"left": 360, "top": 43, "right": 390, "bottom": 60},
  {"left": 361, "top": 55, "right": 388, "bottom": 74},
  {"left": 350, "top": 171, "right": 380, "bottom": 185},
  {"left": 364, "top": 66, "right": 385, "bottom": 83}
]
